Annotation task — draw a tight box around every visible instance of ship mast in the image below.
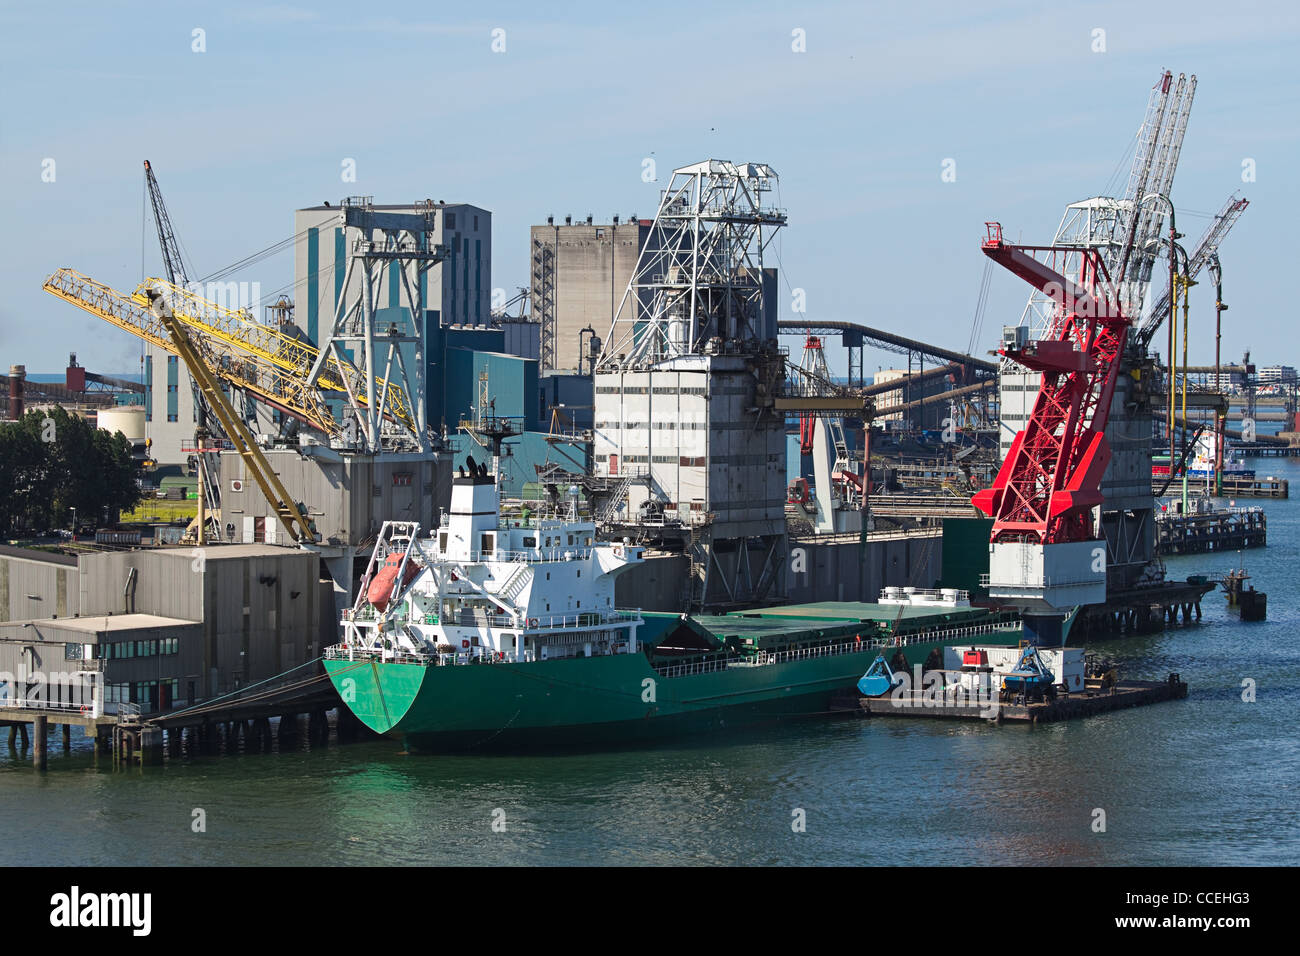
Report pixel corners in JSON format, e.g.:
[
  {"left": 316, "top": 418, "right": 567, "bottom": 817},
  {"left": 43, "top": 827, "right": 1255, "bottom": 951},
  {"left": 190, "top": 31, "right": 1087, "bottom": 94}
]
[{"left": 461, "top": 369, "right": 521, "bottom": 513}]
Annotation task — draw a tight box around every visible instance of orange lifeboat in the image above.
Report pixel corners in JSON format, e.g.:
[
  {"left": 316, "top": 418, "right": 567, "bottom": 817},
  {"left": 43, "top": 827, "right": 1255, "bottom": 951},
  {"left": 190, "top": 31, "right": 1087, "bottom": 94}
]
[{"left": 367, "top": 553, "right": 419, "bottom": 611}]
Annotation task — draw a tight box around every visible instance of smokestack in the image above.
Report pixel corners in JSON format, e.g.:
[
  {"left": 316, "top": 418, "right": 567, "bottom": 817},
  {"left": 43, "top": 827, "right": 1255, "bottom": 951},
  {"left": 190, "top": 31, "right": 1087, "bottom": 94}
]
[{"left": 9, "top": 364, "right": 25, "bottom": 420}]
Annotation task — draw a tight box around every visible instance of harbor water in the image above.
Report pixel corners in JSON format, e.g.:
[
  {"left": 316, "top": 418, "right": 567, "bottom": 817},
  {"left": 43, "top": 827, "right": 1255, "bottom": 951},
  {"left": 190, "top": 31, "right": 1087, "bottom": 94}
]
[{"left": 3, "top": 457, "right": 1298, "bottom": 867}]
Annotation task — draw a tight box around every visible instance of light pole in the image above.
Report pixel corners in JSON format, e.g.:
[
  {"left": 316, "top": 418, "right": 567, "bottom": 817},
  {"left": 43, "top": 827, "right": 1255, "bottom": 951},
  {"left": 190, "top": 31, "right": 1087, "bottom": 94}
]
[
  {"left": 1208, "top": 254, "right": 1227, "bottom": 496},
  {"left": 69, "top": 506, "right": 77, "bottom": 541},
  {"left": 1138, "top": 193, "right": 1186, "bottom": 500}
]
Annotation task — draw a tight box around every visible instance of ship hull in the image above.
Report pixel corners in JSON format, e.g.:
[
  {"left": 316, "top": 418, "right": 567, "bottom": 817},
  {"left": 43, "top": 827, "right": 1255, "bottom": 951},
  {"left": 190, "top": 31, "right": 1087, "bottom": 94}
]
[{"left": 323, "top": 629, "right": 1026, "bottom": 753}]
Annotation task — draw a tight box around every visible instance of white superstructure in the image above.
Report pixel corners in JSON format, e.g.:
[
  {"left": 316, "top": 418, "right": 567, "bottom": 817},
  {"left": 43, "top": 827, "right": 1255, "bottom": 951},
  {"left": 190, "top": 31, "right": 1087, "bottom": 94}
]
[{"left": 335, "top": 459, "right": 644, "bottom": 664}]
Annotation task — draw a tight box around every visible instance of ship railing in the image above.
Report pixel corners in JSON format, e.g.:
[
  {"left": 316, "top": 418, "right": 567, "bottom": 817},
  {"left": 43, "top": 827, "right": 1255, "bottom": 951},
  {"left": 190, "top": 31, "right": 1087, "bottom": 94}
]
[
  {"left": 325, "top": 643, "right": 553, "bottom": 667},
  {"left": 459, "top": 547, "right": 597, "bottom": 564},
  {"left": 510, "top": 609, "right": 641, "bottom": 631},
  {"left": 653, "top": 622, "right": 1020, "bottom": 678},
  {"left": 324, "top": 644, "right": 438, "bottom": 666},
  {"left": 444, "top": 609, "right": 640, "bottom": 630}
]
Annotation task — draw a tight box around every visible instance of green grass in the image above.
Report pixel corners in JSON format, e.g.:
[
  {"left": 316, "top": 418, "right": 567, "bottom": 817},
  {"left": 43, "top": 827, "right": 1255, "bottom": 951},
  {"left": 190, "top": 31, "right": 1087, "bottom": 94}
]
[{"left": 122, "top": 498, "right": 197, "bottom": 523}]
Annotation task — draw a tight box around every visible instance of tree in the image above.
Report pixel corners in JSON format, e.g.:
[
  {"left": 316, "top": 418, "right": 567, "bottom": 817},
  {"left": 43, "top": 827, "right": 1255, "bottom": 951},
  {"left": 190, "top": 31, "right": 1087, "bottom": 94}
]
[
  {"left": 0, "top": 406, "right": 142, "bottom": 533},
  {"left": 0, "top": 419, "right": 51, "bottom": 531}
]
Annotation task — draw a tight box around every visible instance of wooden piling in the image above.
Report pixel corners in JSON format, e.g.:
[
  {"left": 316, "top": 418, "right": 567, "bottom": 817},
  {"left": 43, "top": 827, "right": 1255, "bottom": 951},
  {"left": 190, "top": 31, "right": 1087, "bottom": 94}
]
[{"left": 33, "top": 717, "right": 47, "bottom": 770}]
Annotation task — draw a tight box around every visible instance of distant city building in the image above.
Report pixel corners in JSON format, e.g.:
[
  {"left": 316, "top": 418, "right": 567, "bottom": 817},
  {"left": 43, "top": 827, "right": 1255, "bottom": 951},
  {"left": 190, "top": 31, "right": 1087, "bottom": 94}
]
[
  {"left": 530, "top": 217, "right": 652, "bottom": 372},
  {"left": 872, "top": 369, "right": 949, "bottom": 428},
  {"left": 1257, "top": 365, "right": 1296, "bottom": 385}
]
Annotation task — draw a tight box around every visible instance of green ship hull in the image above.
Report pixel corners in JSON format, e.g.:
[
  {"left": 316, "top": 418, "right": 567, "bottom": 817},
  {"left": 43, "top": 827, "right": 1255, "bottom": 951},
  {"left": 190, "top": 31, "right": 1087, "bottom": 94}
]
[{"left": 323, "top": 621, "right": 1028, "bottom": 753}]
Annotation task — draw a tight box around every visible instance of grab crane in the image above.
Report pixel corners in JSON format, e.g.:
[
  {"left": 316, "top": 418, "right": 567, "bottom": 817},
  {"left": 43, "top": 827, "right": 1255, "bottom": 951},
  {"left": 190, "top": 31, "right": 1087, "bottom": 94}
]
[
  {"left": 142, "top": 289, "right": 315, "bottom": 544},
  {"left": 972, "top": 223, "right": 1130, "bottom": 645}
]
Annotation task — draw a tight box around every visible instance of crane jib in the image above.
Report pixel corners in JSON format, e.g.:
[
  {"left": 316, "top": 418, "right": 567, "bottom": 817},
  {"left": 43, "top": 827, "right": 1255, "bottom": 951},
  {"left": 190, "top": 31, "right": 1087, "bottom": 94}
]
[{"left": 973, "top": 224, "right": 1130, "bottom": 545}]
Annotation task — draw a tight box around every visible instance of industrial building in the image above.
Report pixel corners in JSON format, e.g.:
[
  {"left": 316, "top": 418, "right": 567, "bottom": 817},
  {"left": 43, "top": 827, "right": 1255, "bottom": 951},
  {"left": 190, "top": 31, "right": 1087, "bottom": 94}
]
[
  {"left": 136, "top": 199, "right": 493, "bottom": 467},
  {"left": 293, "top": 200, "right": 493, "bottom": 342},
  {"left": 0, "top": 543, "right": 327, "bottom": 713},
  {"left": 530, "top": 217, "right": 651, "bottom": 372},
  {"left": 592, "top": 161, "right": 794, "bottom": 610},
  {"left": 871, "top": 368, "right": 953, "bottom": 429}
]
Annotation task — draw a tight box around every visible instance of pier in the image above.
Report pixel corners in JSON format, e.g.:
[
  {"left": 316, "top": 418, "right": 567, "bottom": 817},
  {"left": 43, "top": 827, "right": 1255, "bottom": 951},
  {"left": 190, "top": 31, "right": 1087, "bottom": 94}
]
[
  {"left": 1, "top": 661, "right": 369, "bottom": 769},
  {"left": 1156, "top": 506, "right": 1266, "bottom": 554},
  {"left": 1153, "top": 476, "right": 1288, "bottom": 498}
]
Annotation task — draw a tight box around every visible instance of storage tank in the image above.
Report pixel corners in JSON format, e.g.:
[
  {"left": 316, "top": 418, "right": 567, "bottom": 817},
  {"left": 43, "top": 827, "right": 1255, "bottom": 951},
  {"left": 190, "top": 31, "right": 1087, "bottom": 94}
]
[{"left": 97, "top": 406, "right": 147, "bottom": 441}]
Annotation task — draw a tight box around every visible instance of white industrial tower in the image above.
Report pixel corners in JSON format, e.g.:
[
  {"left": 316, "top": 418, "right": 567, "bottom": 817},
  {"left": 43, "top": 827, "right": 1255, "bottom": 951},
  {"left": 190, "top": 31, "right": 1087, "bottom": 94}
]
[{"left": 593, "top": 160, "right": 789, "bottom": 611}]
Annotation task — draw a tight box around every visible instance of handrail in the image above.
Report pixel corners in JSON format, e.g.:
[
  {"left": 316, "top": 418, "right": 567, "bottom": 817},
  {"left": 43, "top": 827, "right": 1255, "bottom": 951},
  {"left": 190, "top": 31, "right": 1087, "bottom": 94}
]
[
  {"left": 654, "top": 621, "right": 1020, "bottom": 678},
  {"left": 0, "top": 697, "right": 103, "bottom": 717}
]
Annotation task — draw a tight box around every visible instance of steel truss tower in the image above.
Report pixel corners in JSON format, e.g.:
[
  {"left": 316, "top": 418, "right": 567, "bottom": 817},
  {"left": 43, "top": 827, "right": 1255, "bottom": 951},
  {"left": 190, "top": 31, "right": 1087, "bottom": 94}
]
[
  {"left": 599, "top": 160, "right": 786, "bottom": 367},
  {"left": 306, "top": 197, "right": 447, "bottom": 453}
]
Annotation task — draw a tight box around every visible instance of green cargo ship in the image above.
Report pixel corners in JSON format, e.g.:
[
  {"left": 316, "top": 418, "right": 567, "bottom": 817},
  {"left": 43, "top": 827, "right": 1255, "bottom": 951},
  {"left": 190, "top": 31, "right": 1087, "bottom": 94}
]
[
  {"left": 323, "top": 464, "right": 1035, "bottom": 752},
  {"left": 325, "top": 598, "right": 1028, "bottom": 752}
]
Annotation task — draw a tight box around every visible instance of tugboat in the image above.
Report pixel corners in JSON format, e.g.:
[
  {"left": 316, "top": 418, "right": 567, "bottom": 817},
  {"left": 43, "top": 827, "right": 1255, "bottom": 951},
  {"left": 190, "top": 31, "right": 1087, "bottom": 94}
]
[{"left": 323, "top": 457, "right": 1032, "bottom": 752}]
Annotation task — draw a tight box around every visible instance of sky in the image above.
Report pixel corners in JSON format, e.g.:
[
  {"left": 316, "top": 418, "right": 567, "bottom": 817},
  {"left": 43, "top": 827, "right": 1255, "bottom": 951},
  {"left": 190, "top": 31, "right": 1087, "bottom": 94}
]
[{"left": 2, "top": 0, "right": 1297, "bottom": 377}]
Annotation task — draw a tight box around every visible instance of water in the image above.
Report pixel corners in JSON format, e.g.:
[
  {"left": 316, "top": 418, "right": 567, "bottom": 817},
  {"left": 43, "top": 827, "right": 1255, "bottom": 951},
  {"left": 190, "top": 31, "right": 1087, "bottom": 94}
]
[{"left": 4, "top": 460, "right": 1299, "bottom": 866}]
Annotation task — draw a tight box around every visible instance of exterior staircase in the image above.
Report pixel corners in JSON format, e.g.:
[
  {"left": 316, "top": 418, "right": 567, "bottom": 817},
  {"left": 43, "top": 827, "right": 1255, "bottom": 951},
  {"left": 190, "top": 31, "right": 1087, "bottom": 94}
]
[{"left": 496, "top": 564, "right": 534, "bottom": 606}]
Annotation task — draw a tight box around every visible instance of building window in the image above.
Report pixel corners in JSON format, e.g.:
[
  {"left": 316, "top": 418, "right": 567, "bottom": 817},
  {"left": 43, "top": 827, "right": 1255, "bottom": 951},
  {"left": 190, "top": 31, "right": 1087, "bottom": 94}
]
[
  {"left": 473, "top": 215, "right": 478, "bottom": 231},
  {"left": 446, "top": 212, "right": 456, "bottom": 230}
]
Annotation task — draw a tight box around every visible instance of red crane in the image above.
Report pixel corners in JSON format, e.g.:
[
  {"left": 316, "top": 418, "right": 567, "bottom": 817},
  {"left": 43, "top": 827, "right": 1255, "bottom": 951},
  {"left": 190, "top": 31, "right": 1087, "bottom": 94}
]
[{"left": 972, "top": 223, "right": 1130, "bottom": 547}]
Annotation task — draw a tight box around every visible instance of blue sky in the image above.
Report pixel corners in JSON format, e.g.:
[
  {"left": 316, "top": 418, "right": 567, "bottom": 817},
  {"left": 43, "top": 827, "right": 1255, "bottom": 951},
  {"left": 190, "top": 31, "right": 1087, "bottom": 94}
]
[{"left": 2, "top": 0, "right": 1297, "bottom": 376}]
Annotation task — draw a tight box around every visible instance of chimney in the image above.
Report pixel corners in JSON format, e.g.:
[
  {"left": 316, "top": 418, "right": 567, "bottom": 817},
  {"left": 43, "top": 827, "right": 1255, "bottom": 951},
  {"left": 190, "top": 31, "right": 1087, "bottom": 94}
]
[
  {"left": 9, "top": 364, "right": 25, "bottom": 419},
  {"left": 66, "top": 353, "right": 85, "bottom": 392}
]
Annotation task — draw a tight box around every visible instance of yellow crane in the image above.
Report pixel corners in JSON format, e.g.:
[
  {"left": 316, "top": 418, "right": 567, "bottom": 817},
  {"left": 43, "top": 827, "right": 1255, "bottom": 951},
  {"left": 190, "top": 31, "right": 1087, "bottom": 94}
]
[
  {"left": 141, "top": 289, "right": 314, "bottom": 544},
  {"left": 43, "top": 268, "right": 419, "bottom": 440}
]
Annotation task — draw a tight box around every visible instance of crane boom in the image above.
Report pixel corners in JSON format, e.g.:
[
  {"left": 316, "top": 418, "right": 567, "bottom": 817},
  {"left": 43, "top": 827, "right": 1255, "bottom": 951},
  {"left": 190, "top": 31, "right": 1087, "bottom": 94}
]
[
  {"left": 143, "top": 160, "right": 189, "bottom": 287},
  {"left": 43, "top": 268, "right": 419, "bottom": 438},
  {"left": 1137, "top": 194, "right": 1248, "bottom": 349},
  {"left": 974, "top": 223, "right": 1131, "bottom": 637},
  {"left": 44, "top": 269, "right": 338, "bottom": 433},
  {"left": 973, "top": 223, "right": 1130, "bottom": 545},
  {"left": 142, "top": 290, "right": 314, "bottom": 544}
]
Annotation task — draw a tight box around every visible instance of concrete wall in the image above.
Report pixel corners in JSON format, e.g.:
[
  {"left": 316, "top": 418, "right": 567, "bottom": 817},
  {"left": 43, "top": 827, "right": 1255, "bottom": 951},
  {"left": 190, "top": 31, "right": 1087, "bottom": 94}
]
[
  {"left": 1, "top": 542, "right": 331, "bottom": 703},
  {"left": 786, "top": 533, "right": 943, "bottom": 603},
  {"left": 80, "top": 546, "right": 324, "bottom": 695},
  {"left": 593, "top": 356, "right": 786, "bottom": 533},
  {"left": 531, "top": 221, "right": 650, "bottom": 371},
  {"left": 618, "top": 533, "right": 943, "bottom": 612},
  {"left": 217, "top": 447, "right": 451, "bottom": 546},
  {"left": 0, "top": 548, "right": 79, "bottom": 622}
]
